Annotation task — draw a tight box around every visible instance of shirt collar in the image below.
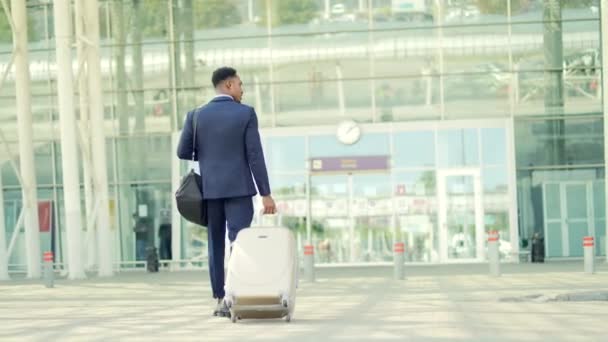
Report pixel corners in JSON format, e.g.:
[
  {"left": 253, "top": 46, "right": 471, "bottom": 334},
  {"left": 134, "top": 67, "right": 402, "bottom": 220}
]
[{"left": 213, "top": 94, "right": 233, "bottom": 100}]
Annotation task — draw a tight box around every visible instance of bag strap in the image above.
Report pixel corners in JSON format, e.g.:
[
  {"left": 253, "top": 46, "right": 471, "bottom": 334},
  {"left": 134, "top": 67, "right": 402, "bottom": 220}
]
[{"left": 191, "top": 110, "right": 198, "bottom": 162}]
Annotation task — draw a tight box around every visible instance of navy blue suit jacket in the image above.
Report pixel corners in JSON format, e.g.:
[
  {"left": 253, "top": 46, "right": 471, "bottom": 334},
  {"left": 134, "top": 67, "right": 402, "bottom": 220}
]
[{"left": 176, "top": 97, "right": 271, "bottom": 199}]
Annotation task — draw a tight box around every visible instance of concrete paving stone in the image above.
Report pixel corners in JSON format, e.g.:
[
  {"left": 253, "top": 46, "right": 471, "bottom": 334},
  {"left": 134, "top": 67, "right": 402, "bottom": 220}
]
[{"left": 1, "top": 261, "right": 608, "bottom": 341}]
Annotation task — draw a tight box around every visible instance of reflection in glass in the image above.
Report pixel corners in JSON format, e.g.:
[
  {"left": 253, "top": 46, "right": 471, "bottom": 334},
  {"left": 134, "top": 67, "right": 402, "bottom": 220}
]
[
  {"left": 309, "top": 133, "right": 389, "bottom": 158},
  {"left": 445, "top": 175, "right": 477, "bottom": 259},
  {"left": 266, "top": 136, "right": 306, "bottom": 172},
  {"left": 438, "top": 129, "right": 479, "bottom": 167},
  {"left": 393, "top": 131, "right": 435, "bottom": 168}
]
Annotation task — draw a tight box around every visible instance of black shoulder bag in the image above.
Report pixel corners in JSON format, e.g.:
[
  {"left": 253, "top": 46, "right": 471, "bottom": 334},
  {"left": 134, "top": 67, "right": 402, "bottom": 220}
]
[{"left": 175, "top": 111, "right": 208, "bottom": 226}]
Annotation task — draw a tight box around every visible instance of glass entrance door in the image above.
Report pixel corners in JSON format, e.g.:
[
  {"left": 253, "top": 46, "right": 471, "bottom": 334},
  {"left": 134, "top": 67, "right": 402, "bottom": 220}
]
[
  {"left": 310, "top": 173, "right": 393, "bottom": 264},
  {"left": 543, "top": 181, "right": 594, "bottom": 257},
  {"left": 437, "top": 169, "right": 484, "bottom": 262}
]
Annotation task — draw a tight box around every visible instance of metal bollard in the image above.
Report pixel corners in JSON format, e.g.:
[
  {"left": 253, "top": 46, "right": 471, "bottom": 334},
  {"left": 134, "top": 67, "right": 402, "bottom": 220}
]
[
  {"left": 393, "top": 242, "right": 405, "bottom": 280},
  {"left": 43, "top": 251, "right": 54, "bottom": 288},
  {"left": 303, "top": 244, "right": 315, "bottom": 282},
  {"left": 488, "top": 231, "right": 501, "bottom": 277},
  {"left": 583, "top": 236, "right": 595, "bottom": 274}
]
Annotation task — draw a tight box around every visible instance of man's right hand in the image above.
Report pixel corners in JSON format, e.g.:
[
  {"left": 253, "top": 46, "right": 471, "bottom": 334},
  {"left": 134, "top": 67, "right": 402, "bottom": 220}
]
[{"left": 262, "top": 195, "right": 276, "bottom": 215}]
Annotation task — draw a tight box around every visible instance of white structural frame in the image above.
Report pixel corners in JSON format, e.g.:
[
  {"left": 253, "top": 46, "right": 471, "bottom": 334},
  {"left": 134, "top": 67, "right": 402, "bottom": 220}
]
[
  {"left": 52, "top": 0, "right": 86, "bottom": 279},
  {"left": 84, "top": 0, "right": 113, "bottom": 277},
  {"left": 601, "top": 0, "right": 608, "bottom": 262},
  {"left": 171, "top": 132, "right": 183, "bottom": 270},
  {"left": 11, "top": 0, "right": 41, "bottom": 278},
  {"left": 0, "top": 173, "right": 9, "bottom": 280}
]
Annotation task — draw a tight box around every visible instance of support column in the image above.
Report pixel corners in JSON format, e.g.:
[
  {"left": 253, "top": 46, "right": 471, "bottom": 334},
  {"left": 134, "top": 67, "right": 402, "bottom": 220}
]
[
  {"left": 85, "top": 0, "right": 113, "bottom": 277},
  {"left": 73, "top": 0, "right": 97, "bottom": 271},
  {"left": 601, "top": 1, "right": 608, "bottom": 263},
  {"left": 0, "top": 173, "right": 9, "bottom": 280},
  {"left": 12, "top": 0, "right": 41, "bottom": 278},
  {"left": 248, "top": 0, "right": 254, "bottom": 22},
  {"left": 336, "top": 62, "right": 345, "bottom": 116},
  {"left": 53, "top": 0, "right": 86, "bottom": 280},
  {"left": 367, "top": 0, "right": 377, "bottom": 122},
  {"left": 171, "top": 132, "right": 182, "bottom": 270}
]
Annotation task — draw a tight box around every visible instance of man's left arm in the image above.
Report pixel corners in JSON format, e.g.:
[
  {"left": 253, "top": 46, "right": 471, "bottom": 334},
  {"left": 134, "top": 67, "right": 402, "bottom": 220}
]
[
  {"left": 245, "top": 108, "right": 271, "bottom": 196},
  {"left": 176, "top": 110, "right": 197, "bottom": 160}
]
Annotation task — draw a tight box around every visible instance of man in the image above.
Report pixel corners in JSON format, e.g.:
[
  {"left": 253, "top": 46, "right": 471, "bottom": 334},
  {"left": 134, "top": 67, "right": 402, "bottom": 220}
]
[{"left": 177, "top": 67, "right": 276, "bottom": 318}]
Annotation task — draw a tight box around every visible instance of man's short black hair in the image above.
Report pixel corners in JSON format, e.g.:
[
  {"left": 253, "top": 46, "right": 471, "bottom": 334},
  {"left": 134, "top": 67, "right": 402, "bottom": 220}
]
[{"left": 212, "top": 67, "right": 237, "bottom": 87}]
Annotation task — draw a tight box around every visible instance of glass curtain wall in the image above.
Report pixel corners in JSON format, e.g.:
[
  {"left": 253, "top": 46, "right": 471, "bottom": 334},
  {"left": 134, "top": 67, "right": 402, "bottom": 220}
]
[{"left": 0, "top": 0, "right": 603, "bottom": 267}]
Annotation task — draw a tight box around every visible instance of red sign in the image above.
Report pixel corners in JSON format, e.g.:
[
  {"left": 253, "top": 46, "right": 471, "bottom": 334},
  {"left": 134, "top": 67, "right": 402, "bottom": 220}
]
[{"left": 38, "top": 201, "right": 53, "bottom": 232}]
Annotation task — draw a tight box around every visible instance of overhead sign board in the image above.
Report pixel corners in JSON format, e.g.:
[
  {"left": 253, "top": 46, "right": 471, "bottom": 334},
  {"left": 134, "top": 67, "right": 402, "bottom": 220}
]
[{"left": 310, "top": 156, "right": 390, "bottom": 173}]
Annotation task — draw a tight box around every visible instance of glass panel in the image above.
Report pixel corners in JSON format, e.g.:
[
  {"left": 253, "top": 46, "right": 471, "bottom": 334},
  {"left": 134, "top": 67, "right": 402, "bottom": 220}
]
[
  {"left": 309, "top": 133, "right": 389, "bottom": 158},
  {"left": 310, "top": 175, "right": 350, "bottom": 264},
  {"left": 483, "top": 167, "right": 508, "bottom": 193},
  {"left": 510, "top": 0, "right": 601, "bottom": 116},
  {"left": 116, "top": 183, "right": 172, "bottom": 263},
  {"left": 353, "top": 173, "right": 393, "bottom": 262},
  {"left": 395, "top": 171, "right": 437, "bottom": 262},
  {"left": 443, "top": 72, "right": 510, "bottom": 119},
  {"left": 546, "top": 222, "right": 562, "bottom": 257},
  {"left": 561, "top": 1, "right": 601, "bottom": 115},
  {"left": 485, "top": 211, "right": 509, "bottom": 244},
  {"left": 445, "top": 175, "right": 477, "bottom": 259},
  {"left": 275, "top": 79, "right": 374, "bottom": 126},
  {"left": 1, "top": 142, "right": 21, "bottom": 187},
  {"left": 442, "top": 0, "right": 511, "bottom": 119},
  {"left": 3, "top": 190, "right": 22, "bottom": 267},
  {"left": 481, "top": 128, "right": 506, "bottom": 166},
  {"left": 595, "top": 219, "right": 605, "bottom": 257},
  {"left": 106, "top": 0, "right": 173, "bottom": 132},
  {"left": 310, "top": 173, "right": 395, "bottom": 264},
  {"left": 353, "top": 174, "right": 391, "bottom": 198},
  {"left": 373, "top": 26, "right": 441, "bottom": 121},
  {"left": 380, "top": 77, "right": 442, "bottom": 121},
  {"left": 268, "top": 174, "right": 307, "bottom": 262},
  {"left": 437, "top": 129, "right": 479, "bottom": 167},
  {"left": 394, "top": 171, "right": 436, "bottom": 196},
  {"left": 115, "top": 135, "right": 172, "bottom": 182},
  {"left": 566, "top": 184, "right": 587, "bottom": 219},
  {"left": 265, "top": 136, "right": 306, "bottom": 172},
  {"left": 355, "top": 216, "right": 393, "bottom": 263},
  {"left": 568, "top": 221, "right": 588, "bottom": 257},
  {"left": 545, "top": 183, "right": 560, "bottom": 220},
  {"left": 515, "top": 118, "right": 604, "bottom": 167},
  {"left": 393, "top": 131, "right": 435, "bottom": 168},
  {"left": 271, "top": 174, "right": 307, "bottom": 197},
  {"left": 593, "top": 181, "right": 605, "bottom": 219}
]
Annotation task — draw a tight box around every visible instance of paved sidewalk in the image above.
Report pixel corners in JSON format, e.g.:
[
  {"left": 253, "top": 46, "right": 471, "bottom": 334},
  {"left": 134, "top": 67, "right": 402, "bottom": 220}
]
[{"left": 1, "top": 262, "right": 607, "bottom": 342}]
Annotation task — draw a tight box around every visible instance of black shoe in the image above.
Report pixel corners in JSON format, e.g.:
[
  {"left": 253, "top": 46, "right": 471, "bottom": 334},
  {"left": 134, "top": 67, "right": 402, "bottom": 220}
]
[{"left": 213, "top": 298, "right": 231, "bottom": 318}]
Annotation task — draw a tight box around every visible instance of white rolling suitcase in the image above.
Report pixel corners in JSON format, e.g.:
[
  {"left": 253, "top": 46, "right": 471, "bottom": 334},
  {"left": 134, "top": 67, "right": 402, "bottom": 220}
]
[{"left": 224, "top": 226, "right": 298, "bottom": 323}]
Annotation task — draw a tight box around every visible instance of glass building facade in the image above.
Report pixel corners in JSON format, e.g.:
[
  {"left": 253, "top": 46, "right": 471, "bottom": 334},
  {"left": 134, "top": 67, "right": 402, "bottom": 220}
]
[{"left": 0, "top": 0, "right": 604, "bottom": 269}]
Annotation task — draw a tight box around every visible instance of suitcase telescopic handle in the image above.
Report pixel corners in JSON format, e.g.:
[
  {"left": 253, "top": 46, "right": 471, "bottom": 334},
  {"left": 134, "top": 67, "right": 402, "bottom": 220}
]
[{"left": 255, "top": 210, "right": 281, "bottom": 227}]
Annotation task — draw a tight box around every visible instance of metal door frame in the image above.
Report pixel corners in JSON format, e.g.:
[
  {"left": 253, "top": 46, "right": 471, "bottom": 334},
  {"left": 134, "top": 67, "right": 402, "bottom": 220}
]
[
  {"left": 542, "top": 181, "right": 595, "bottom": 257},
  {"left": 437, "top": 168, "right": 484, "bottom": 262}
]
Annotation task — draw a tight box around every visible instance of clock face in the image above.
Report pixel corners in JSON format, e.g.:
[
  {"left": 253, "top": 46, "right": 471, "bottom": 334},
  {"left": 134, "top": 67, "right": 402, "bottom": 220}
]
[{"left": 336, "top": 120, "right": 361, "bottom": 145}]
